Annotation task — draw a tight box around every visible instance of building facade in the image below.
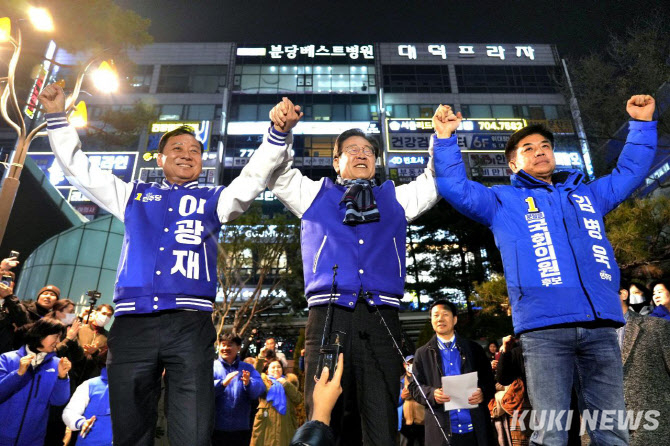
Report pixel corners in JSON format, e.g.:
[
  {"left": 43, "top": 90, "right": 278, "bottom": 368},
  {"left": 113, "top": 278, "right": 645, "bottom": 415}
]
[{"left": 20, "top": 41, "right": 593, "bottom": 219}]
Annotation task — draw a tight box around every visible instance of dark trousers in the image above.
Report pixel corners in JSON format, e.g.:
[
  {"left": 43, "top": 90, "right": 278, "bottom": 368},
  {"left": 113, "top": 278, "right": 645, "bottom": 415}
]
[
  {"left": 107, "top": 310, "right": 216, "bottom": 446},
  {"left": 212, "top": 429, "right": 252, "bottom": 445},
  {"left": 304, "top": 302, "right": 403, "bottom": 446},
  {"left": 450, "top": 431, "right": 477, "bottom": 446}
]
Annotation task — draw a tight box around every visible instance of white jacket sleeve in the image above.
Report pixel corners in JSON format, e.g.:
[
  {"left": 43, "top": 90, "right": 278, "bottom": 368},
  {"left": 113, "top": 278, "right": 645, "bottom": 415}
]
[
  {"left": 266, "top": 129, "right": 324, "bottom": 218},
  {"left": 217, "top": 126, "right": 295, "bottom": 223},
  {"left": 394, "top": 156, "right": 441, "bottom": 222},
  {"left": 46, "top": 114, "right": 133, "bottom": 221},
  {"left": 62, "top": 380, "right": 90, "bottom": 431}
]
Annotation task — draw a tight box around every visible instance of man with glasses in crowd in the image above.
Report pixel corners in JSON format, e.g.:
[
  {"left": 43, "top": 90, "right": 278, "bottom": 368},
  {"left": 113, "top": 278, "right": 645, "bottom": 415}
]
[{"left": 266, "top": 98, "right": 441, "bottom": 445}]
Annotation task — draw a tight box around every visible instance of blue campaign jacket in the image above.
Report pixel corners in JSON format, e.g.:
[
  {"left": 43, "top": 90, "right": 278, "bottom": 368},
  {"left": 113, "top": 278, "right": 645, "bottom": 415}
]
[
  {"left": 0, "top": 346, "right": 70, "bottom": 446},
  {"left": 301, "top": 178, "right": 407, "bottom": 308},
  {"left": 114, "top": 180, "right": 225, "bottom": 315},
  {"left": 77, "top": 368, "right": 112, "bottom": 446},
  {"left": 434, "top": 121, "right": 657, "bottom": 334},
  {"left": 649, "top": 304, "right": 670, "bottom": 321},
  {"left": 213, "top": 356, "right": 265, "bottom": 431}
]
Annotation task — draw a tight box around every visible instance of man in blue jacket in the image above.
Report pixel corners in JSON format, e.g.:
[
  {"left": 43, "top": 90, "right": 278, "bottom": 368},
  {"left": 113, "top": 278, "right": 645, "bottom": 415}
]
[
  {"left": 212, "top": 332, "right": 264, "bottom": 446},
  {"left": 432, "top": 95, "right": 656, "bottom": 445},
  {"left": 39, "top": 84, "right": 290, "bottom": 446}
]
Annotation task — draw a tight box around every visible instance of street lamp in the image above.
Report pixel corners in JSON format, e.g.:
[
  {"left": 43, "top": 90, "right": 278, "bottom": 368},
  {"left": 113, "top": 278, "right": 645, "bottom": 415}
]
[
  {"left": 28, "top": 7, "right": 54, "bottom": 32},
  {"left": 0, "top": 12, "right": 119, "bottom": 244}
]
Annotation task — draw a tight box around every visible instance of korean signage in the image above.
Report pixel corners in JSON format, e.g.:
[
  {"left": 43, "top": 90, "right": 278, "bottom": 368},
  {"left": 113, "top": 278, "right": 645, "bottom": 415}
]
[
  {"left": 386, "top": 118, "right": 526, "bottom": 153},
  {"left": 396, "top": 44, "right": 536, "bottom": 61},
  {"left": 227, "top": 121, "right": 380, "bottom": 136},
  {"left": 29, "top": 152, "right": 138, "bottom": 202},
  {"left": 147, "top": 121, "right": 212, "bottom": 154},
  {"left": 237, "top": 44, "right": 374, "bottom": 60}
]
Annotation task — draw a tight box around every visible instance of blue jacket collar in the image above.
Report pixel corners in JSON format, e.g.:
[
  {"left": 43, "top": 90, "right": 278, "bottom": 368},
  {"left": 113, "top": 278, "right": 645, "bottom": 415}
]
[
  {"left": 219, "top": 355, "right": 240, "bottom": 368},
  {"left": 511, "top": 169, "right": 584, "bottom": 191}
]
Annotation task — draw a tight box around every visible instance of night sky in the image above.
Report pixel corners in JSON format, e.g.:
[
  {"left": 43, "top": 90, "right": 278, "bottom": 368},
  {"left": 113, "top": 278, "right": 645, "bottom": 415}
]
[{"left": 116, "top": 0, "right": 669, "bottom": 59}]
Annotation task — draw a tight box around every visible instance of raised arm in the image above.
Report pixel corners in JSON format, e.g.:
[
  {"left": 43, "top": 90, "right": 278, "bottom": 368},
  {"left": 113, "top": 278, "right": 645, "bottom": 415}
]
[
  {"left": 588, "top": 95, "right": 657, "bottom": 215},
  {"left": 266, "top": 98, "right": 323, "bottom": 218},
  {"left": 432, "top": 105, "right": 498, "bottom": 226},
  {"left": 394, "top": 159, "right": 440, "bottom": 222},
  {"left": 39, "top": 84, "right": 134, "bottom": 221}
]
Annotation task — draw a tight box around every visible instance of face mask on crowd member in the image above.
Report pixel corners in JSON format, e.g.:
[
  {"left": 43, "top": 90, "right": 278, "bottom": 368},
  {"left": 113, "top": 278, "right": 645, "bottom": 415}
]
[
  {"left": 52, "top": 300, "right": 76, "bottom": 326},
  {"left": 628, "top": 284, "right": 647, "bottom": 305},
  {"left": 94, "top": 313, "right": 110, "bottom": 327},
  {"left": 93, "top": 305, "right": 114, "bottom": 327}
]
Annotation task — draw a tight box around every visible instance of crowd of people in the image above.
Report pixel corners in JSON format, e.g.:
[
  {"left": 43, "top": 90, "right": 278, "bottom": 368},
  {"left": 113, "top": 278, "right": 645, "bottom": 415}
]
[
  {"left": 2, "top": 250, "right": 669, "bottom": 446},
  {"left": 0, "top": 86, "right": 666, "bottom": 446}
]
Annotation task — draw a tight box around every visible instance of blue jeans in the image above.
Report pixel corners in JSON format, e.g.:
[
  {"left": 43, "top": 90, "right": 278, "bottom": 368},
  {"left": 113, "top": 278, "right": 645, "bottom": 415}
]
[{"left": 520, "top": 327, "right": 628, "bottom": 446}]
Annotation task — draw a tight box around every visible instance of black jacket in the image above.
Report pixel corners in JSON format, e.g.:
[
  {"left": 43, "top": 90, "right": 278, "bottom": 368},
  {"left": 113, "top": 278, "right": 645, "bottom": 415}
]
[{"left": 409, "top": 334, "right": 495, "bottom": 446}]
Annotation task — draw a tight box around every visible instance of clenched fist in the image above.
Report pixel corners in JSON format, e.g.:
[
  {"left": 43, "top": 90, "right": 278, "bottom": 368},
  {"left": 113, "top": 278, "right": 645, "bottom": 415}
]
[
  {"left": 17, "top": 354, "right": 35, "bottom": 376},
  {"left": 38, "top": 83, "right": 66, "bottom": 114},
  {"left": 626, "top": 95, "right": 655, "bottom": 121},
  {"left": 433, "top": 104, "right": 463, "bottom": 139},
  {"left": 58, "top": 357, "right": 72, "bottom": 378},
  {"left": 269, "top": 97, "right": 304, "bottom": 133}
]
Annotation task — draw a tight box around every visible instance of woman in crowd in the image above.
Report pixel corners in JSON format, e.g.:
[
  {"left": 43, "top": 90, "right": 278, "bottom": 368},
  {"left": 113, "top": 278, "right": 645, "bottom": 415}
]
[
  {"left": 628, "top": 282, "right": 653, "bottom": 314},
  {"left": 649, "top": 278, "right": 670, "bottom": 321},
  {"left": 252, "top": 358, "right": 303, "bottom": 446},
  {"left": 0, "top": 318, "right": 72, "bottom": 446}
]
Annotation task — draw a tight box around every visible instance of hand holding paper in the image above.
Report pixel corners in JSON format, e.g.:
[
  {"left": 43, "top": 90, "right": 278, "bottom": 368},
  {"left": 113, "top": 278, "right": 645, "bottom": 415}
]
[{"left": 441, "top": 371, "right": 478, "bottom": 410}]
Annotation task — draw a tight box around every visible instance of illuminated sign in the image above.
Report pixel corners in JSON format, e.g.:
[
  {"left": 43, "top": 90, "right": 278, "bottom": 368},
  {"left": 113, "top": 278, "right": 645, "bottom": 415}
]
[
  {"left": 396, "top": 44, "right": 536, "bottom": 61},
  {"left": 554, "top": 151, "right": 584, "bottom": 169},
  {"left": 147, "top": 120, "right": 212, "bottom": 153},
  {"left": 237, "top": 44, "right": 374, "bottom": 60},
  {"left": 138, "top": 167, "right": 217, "bottom": 187},
  {"left": 24, "top": 40, "right": 57, "bottom": 119},
  {"left": 386, "top": 118, "right": 526, "bottom": 152},
  {"left": 387, "top": 118, "right": 526, "bottom": 134},
  {"left": 29, "top": 152, "right": 138, "bottom": 202},
  {"left": 227, "top": 121, "right": 380, "bottom": 136},
  {"left": 388, "top": 155, "right": 426, "bottom": 166},
  {"left": 645, "top": 162, "right": 670, "bottom": 186}
]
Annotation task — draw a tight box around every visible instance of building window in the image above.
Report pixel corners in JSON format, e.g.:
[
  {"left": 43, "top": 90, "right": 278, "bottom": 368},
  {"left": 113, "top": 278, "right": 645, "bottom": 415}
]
[
  {"left": 159, "top": 105, "right": 183, "bottom": 120},
  {"left": 229, "top": 94, "right": 378, "bottom": 122},
  {"left": 382, "top": 65, "right": 451, "bottom": 93},
  {"left": 157, "top": 65, "right": 227, "bottom": 93},
  {"left": 455, "top": 65, "right": 559, "bottom": 94},
  {"left": 126, "top": 65, "right": 153, "bottom": 93},
  {"left": 385, "top": 104, "right": 438, "bottom": 118},
  {"left": 233, "top": 64, "right": 375, "bottom": 94}
]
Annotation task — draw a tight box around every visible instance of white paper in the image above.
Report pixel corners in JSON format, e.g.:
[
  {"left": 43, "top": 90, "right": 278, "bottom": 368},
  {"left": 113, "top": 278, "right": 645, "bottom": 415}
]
[{"left": 441, "top": 372, "right": 478, "bottom": 411}]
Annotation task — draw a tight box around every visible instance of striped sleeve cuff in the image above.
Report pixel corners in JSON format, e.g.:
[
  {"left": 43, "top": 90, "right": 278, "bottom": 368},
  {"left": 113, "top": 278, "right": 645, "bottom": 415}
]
[
  {"left": 45, "top": 112, "right": 69, "bottom": 130},
  {"left": 267, "top": 125, "right": 288, "bottom": 146},
  {"left": 75, "top": 417, "right": 86, "bottom": 430}
]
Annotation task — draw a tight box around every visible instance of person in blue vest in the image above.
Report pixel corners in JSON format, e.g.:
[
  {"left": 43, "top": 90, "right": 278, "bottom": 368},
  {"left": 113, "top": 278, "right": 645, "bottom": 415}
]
[
  {"left": 267, "top": 98, "right": 441, "bottom": 445},
  {"left": 62, "top": 366, "right": 112, "bottom": 445},
  {"left": 38, "top": 84, "right": 291, "bottom": 446},
  {"left": 212, "top": 332, "right": 265, "bottom": 445},
  {"left": 431, "top": 95, "right": 657, "bottom": 445},
  {"left": 0, "top": 318, "right": 72, "bottom": 446}
]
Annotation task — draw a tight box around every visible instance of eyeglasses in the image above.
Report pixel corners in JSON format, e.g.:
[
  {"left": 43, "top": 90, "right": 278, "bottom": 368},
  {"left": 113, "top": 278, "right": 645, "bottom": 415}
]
[{"left": 342, "top": 145, "right": 375, "bottom": 157}]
